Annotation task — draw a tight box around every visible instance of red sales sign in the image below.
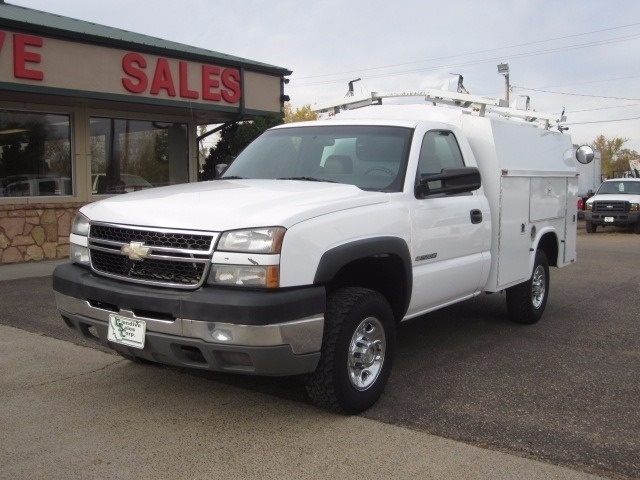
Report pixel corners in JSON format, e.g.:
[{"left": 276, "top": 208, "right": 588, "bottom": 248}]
[
  {"left": 121, "top": 53, "right": 241, "bottom": 103},
  {"left": 0, "top": 31, "right": 242, "bottom": 104}
]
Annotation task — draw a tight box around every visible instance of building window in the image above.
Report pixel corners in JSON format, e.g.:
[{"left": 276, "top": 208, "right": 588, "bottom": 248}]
[
  {"left": 90, "top": 117, "right": 188, "bottom": 194},
  {"left": 0, "top": 110, "right": 72, "bottom": 197}
]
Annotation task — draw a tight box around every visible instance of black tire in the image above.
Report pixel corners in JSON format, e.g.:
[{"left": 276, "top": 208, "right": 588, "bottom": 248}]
[
  {"left": 506, "top": 250, "right": 549, "bottom": 325},
  {"left": 634, "top": 221, "right": 640, "bottom": 234},
  {"left": 304, "top": 287, "right": 396, "bottom": 414},
  {"left": 585, "top": 221, "right": 596, "bottom": 233}
]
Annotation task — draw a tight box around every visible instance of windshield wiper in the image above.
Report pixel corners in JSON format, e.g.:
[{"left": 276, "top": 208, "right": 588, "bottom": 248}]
[
  {"left": 277, "top": 176, "right": 337, "bottom": 183},
  {"left": 219, "top": 176, "right": 245, "bottom": 180}
]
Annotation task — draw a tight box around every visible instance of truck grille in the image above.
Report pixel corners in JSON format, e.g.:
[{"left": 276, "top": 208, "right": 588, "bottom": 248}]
[
  {"left": 88, "top": 223, "right": 216, "bottom": 289},
  {"left": 592, "top": 201, "right": 629, "bottom": 213}
]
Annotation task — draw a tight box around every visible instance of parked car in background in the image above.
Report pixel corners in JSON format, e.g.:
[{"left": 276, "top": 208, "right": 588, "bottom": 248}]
[
  {"left": 91, "top": 173, "right": 153, "bottom": 194},
  {"left": 3, "top": 176, "right": 71, "bottom": 197},
  {"left": 584, "top": 178, "right": 640, "bottom": 233}
]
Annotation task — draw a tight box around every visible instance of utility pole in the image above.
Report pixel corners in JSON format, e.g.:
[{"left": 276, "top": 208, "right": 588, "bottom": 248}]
[{"left": 497, "top": 63, "right": 510, "bottom": 106}]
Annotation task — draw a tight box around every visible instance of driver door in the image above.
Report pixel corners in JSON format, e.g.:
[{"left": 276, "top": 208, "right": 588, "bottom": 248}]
[{"left": 407, "top": 129, "right": 490, "bottom": 317}]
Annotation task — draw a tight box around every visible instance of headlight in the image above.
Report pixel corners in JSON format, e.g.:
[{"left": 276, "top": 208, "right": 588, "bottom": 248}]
[
  {"left": 585, "top": 202, "right": 593, "bottom": 211},
  {"left": 217, "top": 227, "right": 285, "bottom": 253},
  {"left": 72, "top": 213, "right": 90, "bottom": 236},
  {"left": 210, "top": 227, "right": 285, "bottom": 288},
  {"left": 209, "top": 265, "right": 280, "bottom": 288},
  {"left": 630, "top": 203, "right": 639, "bottom": 212},
  {"left": 70, "top": 213, "right": 90, "bottom": 265}
]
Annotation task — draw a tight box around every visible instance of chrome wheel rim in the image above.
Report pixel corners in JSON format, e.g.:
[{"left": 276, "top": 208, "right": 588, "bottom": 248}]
[
  {"left": 348, "top": 317, "right": 386, "bottom": 391},
  {"left": 531, "top": 265, "right": 546, "bottom": 309}
]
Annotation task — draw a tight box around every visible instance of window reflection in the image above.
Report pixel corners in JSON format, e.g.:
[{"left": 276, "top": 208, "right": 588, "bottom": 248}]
[
  {"left": 90, "top": 118, "right": 188, "bottom": 194},
  {"left": 0, "top": 110, "right": 72, "bottom": 197}
]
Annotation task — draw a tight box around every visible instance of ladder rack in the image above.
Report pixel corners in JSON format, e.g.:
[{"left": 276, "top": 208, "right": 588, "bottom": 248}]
[{"left": 312, "top": 89, "right": 567, "bottom": 130}]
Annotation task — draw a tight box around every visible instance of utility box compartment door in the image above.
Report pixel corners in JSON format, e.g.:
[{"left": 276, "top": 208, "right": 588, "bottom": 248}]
[
  {"left": 530, "top": 178, "right": 567, "bottom": 221},
  {"left": 563, "top": 176, "right": 579, "bottom": 266},
  {"left": 497, "top": 176, "right": 531, "bottom": 287}
]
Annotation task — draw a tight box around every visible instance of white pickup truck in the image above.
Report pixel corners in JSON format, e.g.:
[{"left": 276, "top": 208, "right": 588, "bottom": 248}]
[
  {"left": 584, "top": 178, "right": 640, "bottom": 233},
  {"left": 53, "top": 90, "right": 593, "bottom": 413}
]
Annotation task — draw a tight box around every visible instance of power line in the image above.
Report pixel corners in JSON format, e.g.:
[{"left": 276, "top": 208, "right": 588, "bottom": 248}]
[
  {"left": 570, "top": 103, "right": 640, "bottom": 113},
  {"left": 289, "top": 32, "right": 640, "bottom": 88},
  {"left": 522, "top": 74, "right": 640, "bottom": 90},
  {"left": 290, "top": 23, "right": 640, "bottom": 85},
  {"left": 565, "top": 116, "right": 640, "bottom": 125},
  {"left": 512, "top": 86, "right": 640, "bottom": 102}
]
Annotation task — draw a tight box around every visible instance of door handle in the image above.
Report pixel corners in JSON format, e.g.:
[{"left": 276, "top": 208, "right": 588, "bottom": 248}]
[{"left": 470, "top": 209, "right": 483, "bottom": 224}]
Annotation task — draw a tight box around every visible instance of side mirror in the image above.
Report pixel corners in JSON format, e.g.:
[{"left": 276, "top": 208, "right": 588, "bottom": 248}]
[
  {"left": 576, "top": 145, "right": 594, "bottom": 165},
  {"left": 415, "top": 167, "right": 481, "bottom": 198}
]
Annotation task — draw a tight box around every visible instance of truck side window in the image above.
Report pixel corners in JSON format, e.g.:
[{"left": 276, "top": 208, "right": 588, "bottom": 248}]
[{"left": 417, "top": 130, "right": 465, "bottom": 179}]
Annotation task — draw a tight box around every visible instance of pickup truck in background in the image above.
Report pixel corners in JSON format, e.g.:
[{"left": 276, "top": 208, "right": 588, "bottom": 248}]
[{"left": 584, "top": 178, "right": 640, "bottom": 233}]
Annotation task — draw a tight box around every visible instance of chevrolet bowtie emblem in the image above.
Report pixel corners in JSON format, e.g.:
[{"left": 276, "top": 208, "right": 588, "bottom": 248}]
[{"left": 121, "top": 242, "right": 151, "bottom": 260}]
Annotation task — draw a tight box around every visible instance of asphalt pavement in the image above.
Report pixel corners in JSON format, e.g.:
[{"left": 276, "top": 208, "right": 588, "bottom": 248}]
[
  {"left": 1, "top": 322, "right": 604, "bottom": 480},
  {"left": 0, "top": 228, "right": 636, "bottom": 479}
]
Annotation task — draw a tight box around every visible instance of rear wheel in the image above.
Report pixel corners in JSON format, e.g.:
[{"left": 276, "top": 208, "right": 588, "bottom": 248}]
[
  {"left": 304, "top": 287, "right": 395, "bottom": 414},
  {"left": 585, "top": 221, "right": 597, "bottom": 233},
  {"left": 506, "top": 250, "right": 549, "bottom": 324}
]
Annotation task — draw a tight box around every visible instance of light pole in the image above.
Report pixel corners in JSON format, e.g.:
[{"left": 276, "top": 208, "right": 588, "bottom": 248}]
[{"left": 497, "top": 63, "right": 510, "bottom": 106}]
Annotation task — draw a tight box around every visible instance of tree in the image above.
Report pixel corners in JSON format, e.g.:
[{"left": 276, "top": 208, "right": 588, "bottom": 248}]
[
  {"left": 591, "top": 135, "right": 639, "bottom": 178},
  {"left": 201, "top": 114, "right": 283, "bottom": 180},
  {"left": 284, "top": 103, "right": 319, "bottom": 123}
]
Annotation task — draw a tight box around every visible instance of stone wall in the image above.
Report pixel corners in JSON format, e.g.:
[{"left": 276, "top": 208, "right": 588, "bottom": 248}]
[{"left": 0, "top": 203, "right": 84, "bottom": 264}]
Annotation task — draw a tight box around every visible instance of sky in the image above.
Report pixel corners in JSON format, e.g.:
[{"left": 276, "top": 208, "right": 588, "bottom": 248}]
[{"left": 9, "top": 0, "right": 640, "bottom": 153}]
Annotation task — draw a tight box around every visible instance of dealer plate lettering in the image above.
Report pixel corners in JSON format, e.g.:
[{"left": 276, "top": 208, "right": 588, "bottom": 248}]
[{"left": 107, "top": 314, "right": 146, "bottom": 349}]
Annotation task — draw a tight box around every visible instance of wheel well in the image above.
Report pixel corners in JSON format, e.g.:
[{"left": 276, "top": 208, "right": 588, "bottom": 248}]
[
  {"left": 537, "top": 232, "right": 558, "bottom": 267},
  {"left": 324, "top": 254, "right": 408, "bottom": 323}
]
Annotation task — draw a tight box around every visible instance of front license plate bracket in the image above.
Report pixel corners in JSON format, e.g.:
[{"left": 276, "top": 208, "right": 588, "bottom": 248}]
[{"left": 107, "top": 314, "right": 146, "bottom": 349}]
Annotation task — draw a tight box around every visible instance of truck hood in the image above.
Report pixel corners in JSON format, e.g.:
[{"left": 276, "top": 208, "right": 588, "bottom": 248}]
[
  {"left": 590, "top": 193, "right": 640, "bottom": 202},
  {"left": 81, "top": 179, "right": 389, "bottom": 231}
]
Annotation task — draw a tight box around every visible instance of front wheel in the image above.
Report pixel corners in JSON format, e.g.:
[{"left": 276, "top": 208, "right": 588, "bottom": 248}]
[
  {"left": 585, "top": 221, "right": 597, "bottom": 233},
  {"left": 506, "top": 250, "right": 549, "bottom": 324},
  {"left": 304, "top": 287, "right": 396, "bottom": 414}
]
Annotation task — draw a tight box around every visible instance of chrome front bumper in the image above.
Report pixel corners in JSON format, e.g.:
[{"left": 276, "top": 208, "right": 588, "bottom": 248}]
[{"left": 55, "top": 292, "right": 324, "bottom": 375}]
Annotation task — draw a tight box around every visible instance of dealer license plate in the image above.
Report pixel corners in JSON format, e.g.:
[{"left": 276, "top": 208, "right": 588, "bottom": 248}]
[
  {"left": 107, "top": 314, "right": 146, "bottom": 349},
  {"left": 604, "top": 216, "right": 614, "bottom": 223}
]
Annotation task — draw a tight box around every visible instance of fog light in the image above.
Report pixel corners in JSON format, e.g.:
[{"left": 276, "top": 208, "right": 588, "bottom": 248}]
[{"left": 70, "top": 243, "right": 90, "bottom": 265}]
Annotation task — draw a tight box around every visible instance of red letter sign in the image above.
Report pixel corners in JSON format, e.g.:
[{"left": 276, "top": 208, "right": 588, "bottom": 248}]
[
  {"left": 221, "top": 68, "right": 241, "bottom": 103},
  {"left": 179, "top": 61, "right": 199, "bottom": 99},
  {"left": 13, "top": 34, "right": 43, "bottom": 81},
  {"left": 122, "top": 53, "right": 148, "bottom": 93},
  {"left": 150, "top": 58, "right": 176, "bottom": 97},
  {"left": 201, "top": 65, "right": 221, "bottom": 101}
]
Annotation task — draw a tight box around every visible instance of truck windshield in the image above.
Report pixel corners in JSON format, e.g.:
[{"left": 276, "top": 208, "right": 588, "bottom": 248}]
[
  {"left": 222, "top": 125, "right": 412, "bottom": 192},
  {"left": 597, "top": 181, "right": 640, "bottom": 194}
]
